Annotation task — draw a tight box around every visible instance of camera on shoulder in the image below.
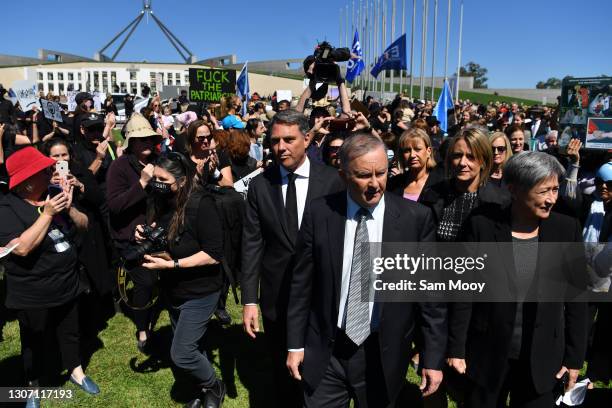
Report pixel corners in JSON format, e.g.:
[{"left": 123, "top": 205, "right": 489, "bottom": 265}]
[{"left": 304, "top": 41, "right": 351, "bottom": 84}]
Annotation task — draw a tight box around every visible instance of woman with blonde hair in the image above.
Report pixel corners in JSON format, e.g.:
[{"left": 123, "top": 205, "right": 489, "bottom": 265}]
[
  {"left": 421, "top": 126, "right": 510, "bottom": 242},
  {"left": 390, "top": 128, "right": 443, "bottom": 202},
  {"left": 489, "top": 131, "right": 513, "bottom": 187}
]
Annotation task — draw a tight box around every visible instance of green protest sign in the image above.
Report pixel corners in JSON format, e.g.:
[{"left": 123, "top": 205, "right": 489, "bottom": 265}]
[{"left": 189, "top": 68, "right": 237, "bottom": 103}]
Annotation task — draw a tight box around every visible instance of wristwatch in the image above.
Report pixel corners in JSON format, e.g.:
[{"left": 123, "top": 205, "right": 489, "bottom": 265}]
[{"left": 174, "top": 259, "right": 180, "bottom": 269}]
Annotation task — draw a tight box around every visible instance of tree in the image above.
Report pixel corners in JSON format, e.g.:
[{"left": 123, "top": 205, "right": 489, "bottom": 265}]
[
  {"left": 459, "top": 61, "right": 488, "bottom": 88},
  {"left": 535, "top": 77, "right": 561, "bottom": 89}
]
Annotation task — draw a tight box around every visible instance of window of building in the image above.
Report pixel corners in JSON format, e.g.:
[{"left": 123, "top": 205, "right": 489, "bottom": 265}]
[
  {"left": 38, "top": 72, "right": 43, "bottom": 81},
  {"left": 58, "top": 72, "right": 64, "bottom": 81},
  {"left": 38, "top": 83, "right": 44, "bottom": 91},
  {"left": 47, "top": 72, "right": 53, "bottom": 81},
  {"left": 48, "top": 83, "right": 54, "bottom": 92},
  {"left": 78, "top": 72, "right": 82, "bottom": 81},
  {"left": 68, "top": 72, "right": 74, "bottom": 81},
  {"left": 184, "top": 74, "right": 189, "bottom": 85},
  {"left": 130, "top": 71, "right": 137, "bottom": 80},
  {"left": 58, "top": 83, "right": 64, "bottom": 93}
]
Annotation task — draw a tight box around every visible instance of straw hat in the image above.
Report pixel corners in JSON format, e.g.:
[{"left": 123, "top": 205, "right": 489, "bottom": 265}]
[{"left": 123, "top": 113, "right": 161, "bottom": 150}]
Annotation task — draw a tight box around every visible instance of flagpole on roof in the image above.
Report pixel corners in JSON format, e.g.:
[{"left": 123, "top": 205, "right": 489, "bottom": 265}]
[
  {"left": 430, "top": 0, "right": 438, "bottom": 101},
  {"left": 455, "top": 0, "right": 463, "bottom": 102},
  {"left": 399, "top": 0, "right": 406, "bottom": 94},
  {"left": 409, "top": 0, "right": 416, "bottom": 98},
  {"left": 381, "top": 0, "right": 386, "bottom": 94},
  {"left": 346, "top": 5, "right": 350, "bottom": 49},
  {"left": 419, "top": 0, "right": 428, "bottom": 100},
  {"left": 443, "top": 0, "right": 451, "bottom": 80},
  {"left": 390, "top": 0, "right": 396, "bottom": 95}
]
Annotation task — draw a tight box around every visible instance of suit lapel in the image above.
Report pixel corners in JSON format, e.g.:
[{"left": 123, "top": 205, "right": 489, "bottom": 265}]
[
  {"left": 268, "top": 167, "right": 292, "bottom": 244},
  {"left": 328, "top": 193, "right": 347, "bottom": 313},
  {"left": 305, "top": 162, "right": 320, "bottom": 205}
]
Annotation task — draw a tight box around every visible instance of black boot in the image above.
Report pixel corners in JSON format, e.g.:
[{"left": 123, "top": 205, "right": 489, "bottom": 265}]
[
  {"left": 183, "top": 398, "right": 202, "bottom": 408},
  {"left": 202, "top": 379, "right": 226, "bottom": 408}
]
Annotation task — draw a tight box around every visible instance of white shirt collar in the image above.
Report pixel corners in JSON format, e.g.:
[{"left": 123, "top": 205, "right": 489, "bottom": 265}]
[
  {"left": 279, "top": 156, "right": 310, "bottom": 180},
  {"left": 346, "top": 191, "right": 385, "bottom": 221}
]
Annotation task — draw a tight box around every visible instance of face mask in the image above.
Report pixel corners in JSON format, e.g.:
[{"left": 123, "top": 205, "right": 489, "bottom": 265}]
[{"left": 150, "top": 180, "right": 173, "bottom": 195}]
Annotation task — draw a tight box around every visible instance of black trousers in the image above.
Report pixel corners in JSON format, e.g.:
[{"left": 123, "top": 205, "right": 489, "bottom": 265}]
[
  {"left": 262, "top": 316, "right": 303, "bottom": 408},
  {"left": 16, "top": 299, "right": 81, "bottom": 384},
  {"left": 304, "top": 331, "right": 391, "bottom": 408},
  {"left": 466, "top": 359, "right": 554, "bottom": 408},
  {"left": 128, "top": 265, "right": 157, "bottom": 332}
]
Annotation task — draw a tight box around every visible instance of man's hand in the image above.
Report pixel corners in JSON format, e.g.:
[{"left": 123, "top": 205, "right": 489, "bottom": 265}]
[
  {"left": 446, "top": 358, "right": 467, "bottom": 374},
  {"left": 566, "top": 138, "right": 582, "bottom": 164},
  {"left": 287, "top": 351, "right": 304, "bottom": 380},
  {"left": 420, "top": 368, "right": 443, "bottom": 397},
  {"left": 242, "top": 304, "right": 260, "bottom": 339},
  {"left": 556, "top": 366, "right": 580, "bottom": 392}
]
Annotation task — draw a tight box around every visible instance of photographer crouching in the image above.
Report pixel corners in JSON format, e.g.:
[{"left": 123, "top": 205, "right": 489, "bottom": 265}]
[
  {"left": 134, "top": 152, "right": 226, "bottom": 408},
  {"left": 0, "top": 147, "right": 99, "bottom": 407}
]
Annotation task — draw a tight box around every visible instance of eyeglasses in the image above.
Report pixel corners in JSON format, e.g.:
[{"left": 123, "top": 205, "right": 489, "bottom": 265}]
[
  {"left": 492, "top": 146, "right": 507, "bottom": 153},
  {"left": 594, "top": 178, "right": 612, "bottom": 190},
  {"left": 195, "top": 135, "right": 213, "bottom": 143}
]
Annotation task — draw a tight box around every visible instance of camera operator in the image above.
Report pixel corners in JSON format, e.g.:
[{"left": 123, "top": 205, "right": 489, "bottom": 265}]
[
  {"left": 137, "top": 152, "right": 226, "bottom": 408},
  {"left": 296, "top": 44, "right": 352, "bottom": 117},
  {"left": 0, "top": 147, "right": 99, "bottom": 406},
  {"left": 106, "top": 113, "right": 162, "bottom": 352}
]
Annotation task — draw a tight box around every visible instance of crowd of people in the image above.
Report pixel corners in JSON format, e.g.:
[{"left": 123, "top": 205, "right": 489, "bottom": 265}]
[{"left": 0, "top": 65, "right": 611, "bottom": 408}]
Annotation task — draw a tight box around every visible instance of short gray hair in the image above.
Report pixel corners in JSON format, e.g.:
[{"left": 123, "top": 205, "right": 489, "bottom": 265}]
[
  {"left": 268, "top": 109, "right": 309, "bottom": 136},
  {"left": 503, "top": 151, "right": 564, "bottom": 190},
  {"left": 338, "top": 132, "right": 386, "bottom": 171}
]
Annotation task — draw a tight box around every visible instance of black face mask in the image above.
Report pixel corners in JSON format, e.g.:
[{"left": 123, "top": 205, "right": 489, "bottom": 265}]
[{"left": 150, "top": 180, "right": 173, "bottom": 195}]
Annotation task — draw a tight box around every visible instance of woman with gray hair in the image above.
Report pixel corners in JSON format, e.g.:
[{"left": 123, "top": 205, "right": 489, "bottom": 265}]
[{"left": 447, "top": 151, "right": 589, "bottom": 408}]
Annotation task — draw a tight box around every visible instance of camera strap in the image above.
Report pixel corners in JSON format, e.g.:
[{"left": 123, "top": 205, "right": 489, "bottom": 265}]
[{"left": 116, "top": 260, "right": 159, "bottom": 310}]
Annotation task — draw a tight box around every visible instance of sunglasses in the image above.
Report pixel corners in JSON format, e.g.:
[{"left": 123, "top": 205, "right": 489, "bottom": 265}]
[
  {"left": 195, "top": 135, "right": 213, "bottom": 143},
  {"left": 492, "top": 146, "right": 507, "bottom": 153},
  {"left": 327, "top": 146, "right": 341, "bottom": 153},
  {"left": 594, "top": 178, "right": 612, "bottom": 190}
]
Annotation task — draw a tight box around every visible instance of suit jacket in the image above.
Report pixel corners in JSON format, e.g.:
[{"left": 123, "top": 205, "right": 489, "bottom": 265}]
[
  {"left": 448, "top": 206, "right": 589, "bottom": 393},
  {"left": 287, "top": 191, "right": 447, "bottom": 399},
  {"left": 241, "top": 161, "right": 344, "bottom": 322}
]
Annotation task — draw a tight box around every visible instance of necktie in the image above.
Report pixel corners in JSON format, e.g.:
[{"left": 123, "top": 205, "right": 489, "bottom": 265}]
[
  {"left": 285, "top": 172, "right": 298, "bottom": 243},
  {"left": 345, "top": 208, "right": 371, "bottom": 346}
]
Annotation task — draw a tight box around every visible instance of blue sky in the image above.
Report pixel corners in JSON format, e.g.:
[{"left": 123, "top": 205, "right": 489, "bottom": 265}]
[{"left": 3, "top": 0, "right": 610, "bottom": 88}]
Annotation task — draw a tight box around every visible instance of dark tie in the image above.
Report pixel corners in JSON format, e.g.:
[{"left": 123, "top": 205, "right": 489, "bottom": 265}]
[
  {"left": 345, "top": 208, "right": 371, "bottom": 346},
  {"left": 285, "top": 172, "right": 299, "bottom": 242}
]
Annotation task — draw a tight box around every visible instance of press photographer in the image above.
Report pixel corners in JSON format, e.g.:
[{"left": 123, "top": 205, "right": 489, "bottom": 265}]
[
  {"left": 296, "top": 42, "right": 352, "bottom": 116},
  {"left": 136, "top": 152, "right": 226, "bottom": 408}
]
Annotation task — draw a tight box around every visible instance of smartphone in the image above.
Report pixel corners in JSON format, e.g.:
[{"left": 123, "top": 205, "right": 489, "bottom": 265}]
[
  {"left": 329, "top": 118, "right": 356, "bottom": 132},
  {"left": 56, "top": 160, "right": 69, "bottom": 179},
  {"left": 48, "top": 184, "right": 63, "bottom": 198}
]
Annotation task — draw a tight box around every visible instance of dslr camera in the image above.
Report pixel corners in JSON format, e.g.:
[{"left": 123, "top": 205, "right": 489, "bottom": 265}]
[
  {"left": 124, "top": 225, "right": 168, "bottom": 262},
  {"left": 308, "top": 41, "right": 351, "bottom": 84}
]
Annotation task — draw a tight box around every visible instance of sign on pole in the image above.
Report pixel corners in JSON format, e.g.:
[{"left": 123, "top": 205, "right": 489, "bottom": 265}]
[
  {"left": 188, "top": 68, "right": 236, "bottom": 103},
  {"left": 12, "top": 80, "right": 40, "bottom": 112},
  {"left": 41, "top": 99, "right": 63, "bottom": 122},
  {"left": 67, "top": 90, "right": 79, "bottom": 112}
]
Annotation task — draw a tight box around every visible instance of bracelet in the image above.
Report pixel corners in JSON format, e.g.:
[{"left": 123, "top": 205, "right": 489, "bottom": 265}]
[{"left": 174, "top": 259, "right": 180, "bottom": 269}]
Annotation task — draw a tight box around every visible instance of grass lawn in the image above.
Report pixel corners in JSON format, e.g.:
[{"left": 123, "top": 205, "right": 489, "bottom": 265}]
[{"left": 1, "top": 280, "right": 610, "bottom": 407}]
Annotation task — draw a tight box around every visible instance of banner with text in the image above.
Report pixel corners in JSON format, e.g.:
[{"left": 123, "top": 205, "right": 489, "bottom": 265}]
[{"left": 189, "top": 68, "right": 236, "bottom": 103}]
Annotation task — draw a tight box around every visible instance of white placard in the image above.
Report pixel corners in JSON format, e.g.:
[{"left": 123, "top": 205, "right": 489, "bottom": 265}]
[
  {"left": 93, "top": 91, "right": 102, "bottom": 112},
  {"left": 233, "top": 168, "right": 264, "bottom": 198},
  {"left": 41, "top": 99, "right": 63, "bottom": 122},
  {"left": 276, "top": 90, "right": 292, "bottom": 103},
  {"left": 12, "top": 80, "right": 40, "bottom": 112},
  {"left": 66, "top": 90, "right": 78, "bottom": 112}
]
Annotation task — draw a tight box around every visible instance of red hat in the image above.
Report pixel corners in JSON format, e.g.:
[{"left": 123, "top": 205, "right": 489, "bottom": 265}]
[{"left": 6, "top": 147, "right": 56, "bottom": 190}]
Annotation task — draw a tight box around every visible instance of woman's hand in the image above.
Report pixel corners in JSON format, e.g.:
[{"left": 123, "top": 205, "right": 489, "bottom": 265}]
[
  {"left": 310, "top": 117, "right": 331, "bottom": 136},
  {"left": 566, "top": 138, "right": 582, "bottom": 164},
  {"left": 96, "top": 140, "right": 109, "bottom": 160},
  {"left": 134, "top": 222, "right": 156, "bottom": 243},
  {"left": 66, "top": 174, "right": 85, "bottom": 193},
  {"left": 42, "top": 192, "right": 69, "bottom": 216},
  {"left": 142, "top": 254, "right": 173, "bottom": 270},
  {"left": 352, "top": 112, "right": 371, "bottom": 131}
]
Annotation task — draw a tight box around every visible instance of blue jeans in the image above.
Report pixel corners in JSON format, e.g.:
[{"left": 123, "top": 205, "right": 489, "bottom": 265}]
[{"left": 167, "top": 291, "right": 220, "bottom": 388}]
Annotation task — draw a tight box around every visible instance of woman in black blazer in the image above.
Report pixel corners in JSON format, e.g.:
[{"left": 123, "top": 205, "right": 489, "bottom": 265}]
[{"left": 447, "top": 151, "right": 589, "bottom": 408}]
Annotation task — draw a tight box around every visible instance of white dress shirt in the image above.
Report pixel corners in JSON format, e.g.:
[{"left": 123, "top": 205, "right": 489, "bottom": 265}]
[
  {"left": 337, "top": 193, "right": 385, "bottom": 329},
  {"left": 279, "top": 157, "right": 310, "bottom": 229}
]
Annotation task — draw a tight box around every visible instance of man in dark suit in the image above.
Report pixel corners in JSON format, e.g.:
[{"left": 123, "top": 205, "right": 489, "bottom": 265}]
[
  {"left": 241, "top": 109, "right": 343, "bottom": 407},
  {"left": 286, "top": 132, "right": 447, "bottom": 407}
]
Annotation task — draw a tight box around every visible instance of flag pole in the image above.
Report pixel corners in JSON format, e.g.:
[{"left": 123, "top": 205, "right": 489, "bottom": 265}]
[
  {"left": 346, "top": 5, "right": 349, "bottom": 49},
  {"left": 409, "top": 0, "right": 416, "bottom": 98},
  {"left": 381, "top": 0, "right": 386, "bottom": 94},
  {"left": 430, "top": 0, "right": 438, "bottom": 101},
  {"left": 399, "top": 0, "right": 406, "bottom": 94},
  {"left": 455, "top": 0, "right": 463, "bottom": 102},
  {"left": 443, "top": 0, "right": 450, "bottom": 80},
  {"left": 419, "top": 0, "right": 428, "bottom": 100},
  {"left": 390, "top": 0, "right": 396, "bottom": 95}
]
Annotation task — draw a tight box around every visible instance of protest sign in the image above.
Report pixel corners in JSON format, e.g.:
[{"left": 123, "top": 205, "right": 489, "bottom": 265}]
[
  {"left": 155, "top": 73, "right": 163, "bottom": 92},
  {"left": 559, "top": 77, "right": 612, "bottom": 149},
  {"left": 93, "top": 91, "right": 102, "bottom": 111},
  {"left": 12, "top": 80, "right": 40, "bottom": 112},
  {"left": 41, "top": 99, "right": 63, "bottom": 122},
  {"left": 67, "top": 90, "right": 78, "bottom": 112},
  {"left": 160, "top": 85, "right": 189, "bottom": 101},
  {"left": 586, "top": 118, "right": 612, "bottom": 150},
  {"left": 276, "top": 90, "right": 292, "bottom": 103},
  {"left": 233, "top": 167, "right": 263, "bottom": 198},
  {"left": 188, "top": 68, "right": 236, "bottom": 103}
]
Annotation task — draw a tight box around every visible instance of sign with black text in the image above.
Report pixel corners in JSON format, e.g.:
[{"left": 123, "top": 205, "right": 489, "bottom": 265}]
[
  {"left": 41, "top": 99, "right": 63, "bottom": 122},
  {"left": 188, "top": 68, "right": 236, "bottom": 103}
]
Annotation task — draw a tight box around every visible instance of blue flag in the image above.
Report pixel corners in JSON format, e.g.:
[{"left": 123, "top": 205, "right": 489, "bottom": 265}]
[
  {"left": 236, "top": 61, "right": 249, "bottom": 117},
  {"left": 432, "top": 79, "right": 454, "bottom": 133},
  {"left": 345, "top": 30, "right": 365, "bottom": 83},
  {"left": 370, "top": 34, "right": 407, "bottom": 78}
]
